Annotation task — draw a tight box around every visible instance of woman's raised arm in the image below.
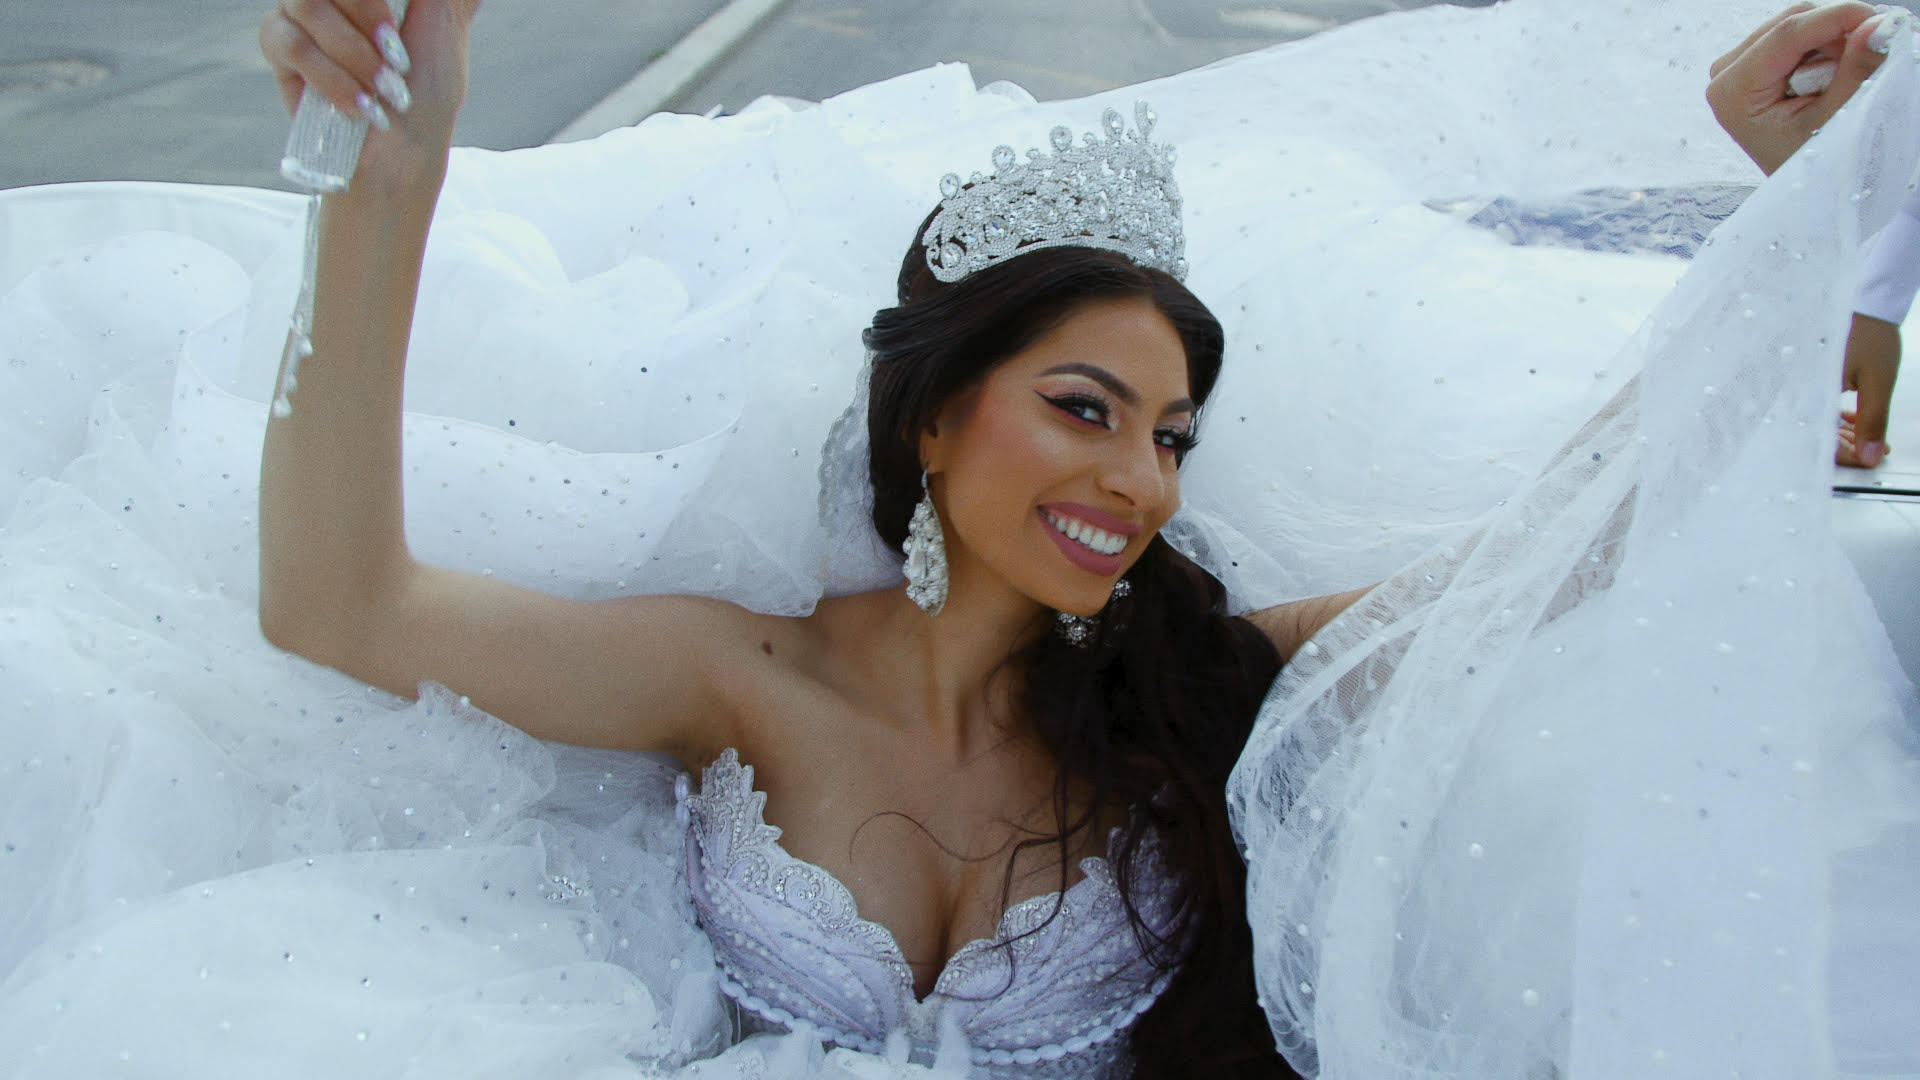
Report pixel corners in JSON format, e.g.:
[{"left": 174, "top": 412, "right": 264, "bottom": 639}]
[{"left": 255, "top": 0, "right": 748, "bottom": 764}]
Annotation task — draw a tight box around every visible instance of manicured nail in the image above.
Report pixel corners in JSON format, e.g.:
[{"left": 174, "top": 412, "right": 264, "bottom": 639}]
[
  {"left": 375, "top": 23, "right": 411, "bottom": 75},
  {"left": 356, "top": 90, "right": 391, "bottom": 132},
  {"left": 375, "top": 65, "right": 411, "bottom": 113},
  {"left": 1861, "top": 441, "right": 1888, "bottom": 466},
  {"left": 1867, "top": 10, "right": 1908, "bottom": 55}
]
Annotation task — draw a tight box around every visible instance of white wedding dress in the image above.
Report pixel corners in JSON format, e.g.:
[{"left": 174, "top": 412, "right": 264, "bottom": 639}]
[{"left": 1, "top": 0, "right": 1916, "bottom": 1076}]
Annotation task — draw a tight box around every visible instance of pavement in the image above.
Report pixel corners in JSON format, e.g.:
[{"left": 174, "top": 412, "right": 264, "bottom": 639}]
[
  {"left": 0, "top": 0, "right": 1470, "bottom": 191},
  {"left": 658, "top": 0, "right": 1490, "bottom": 120},
  {"left": 0, "top": 0, "right": 735, "bottom": 190}
]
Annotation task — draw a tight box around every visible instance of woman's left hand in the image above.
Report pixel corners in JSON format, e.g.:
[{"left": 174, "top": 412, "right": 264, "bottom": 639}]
[{"left": 1707, "top": 2, "right": 1900, "bottom": 175}]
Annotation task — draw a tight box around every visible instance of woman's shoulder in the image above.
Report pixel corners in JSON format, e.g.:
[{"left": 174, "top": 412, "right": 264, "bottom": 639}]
[{"left": 687, "top": 589, "right": 897, "bottom": 764}]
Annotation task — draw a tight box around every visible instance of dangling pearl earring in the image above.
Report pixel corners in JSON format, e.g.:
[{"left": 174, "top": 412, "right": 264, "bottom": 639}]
[
  {"left": 903, "top": 469, "right": 948, "bottom": 615},
  {"left": 1056, "top": 578, "right": 1131, "bottom": 647}
]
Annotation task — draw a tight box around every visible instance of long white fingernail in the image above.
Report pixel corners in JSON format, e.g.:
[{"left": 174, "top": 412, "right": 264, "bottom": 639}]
[
  {"left": 376, "top": 23, "right": 411, "bottom": 75},
  {"left": 375, "top": 65, "right": 411, "bottom": 113},
  {"left": 357, "top": 91, "right": 391, "bottom": 132},
  {"left": 1868, "top": 10, "right": 1909, "bottom": 55},
  {"left": 1788, "top": 57, "right": 1838, "bottom": 97}
]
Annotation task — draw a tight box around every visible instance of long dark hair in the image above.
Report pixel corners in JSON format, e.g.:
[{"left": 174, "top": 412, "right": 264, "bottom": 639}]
[{"left": 863, "top": 236, "right": 1292, "bottom": 1077}]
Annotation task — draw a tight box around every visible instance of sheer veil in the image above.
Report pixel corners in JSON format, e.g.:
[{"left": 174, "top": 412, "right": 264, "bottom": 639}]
[{"left": 1223, "top": 13, "right": 1920, "bottom": 1077}]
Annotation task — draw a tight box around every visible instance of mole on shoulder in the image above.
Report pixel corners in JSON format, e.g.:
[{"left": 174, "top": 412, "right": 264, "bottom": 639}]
[{"left": 761, "top": 641, "right": 774, "bottom": 656}]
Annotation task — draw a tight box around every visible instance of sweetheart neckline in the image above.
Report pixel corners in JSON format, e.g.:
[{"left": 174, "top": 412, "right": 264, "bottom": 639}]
[{"left": 681, "top": 747, "right": 1127, "bottom": 1005}]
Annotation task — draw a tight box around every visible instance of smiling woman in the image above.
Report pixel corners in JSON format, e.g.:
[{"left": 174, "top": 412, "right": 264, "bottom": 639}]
[
  {"left": 245, "top": 16, "right": 1294, "bottom": 1065},
  {"left": 852, "top": 239, "right": 1287, "bottom": 1072},
  {"left": 921, "top": 299, "right": 1194, "bottom": 612}
]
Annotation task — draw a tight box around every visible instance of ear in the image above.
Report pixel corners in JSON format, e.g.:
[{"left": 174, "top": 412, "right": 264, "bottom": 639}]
[
  {"left": 916, "top": 381, "right": 982, "bottom": 474},
  {"left": 916, "top": 419, "right": 943, "bottom": 475}
]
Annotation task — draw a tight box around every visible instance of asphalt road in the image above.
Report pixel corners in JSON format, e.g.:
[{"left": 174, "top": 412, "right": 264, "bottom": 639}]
[
  {"left": 0, "top": 0, "right": 1470, "bottom": 191},
  {"left": 0, "top": 0, "right": 731, "bottom": 190},
  {"left": 668, "top": 0, "right": 1487, "bottom": 115}
]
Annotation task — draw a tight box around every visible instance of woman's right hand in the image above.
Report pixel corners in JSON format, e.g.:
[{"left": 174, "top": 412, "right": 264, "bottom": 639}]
[
  {"left": 259, "top": 0, "right": 481, "bottom": 188},
  {"left": 254, "top": 0, "right": 744, "bottom": 766}
]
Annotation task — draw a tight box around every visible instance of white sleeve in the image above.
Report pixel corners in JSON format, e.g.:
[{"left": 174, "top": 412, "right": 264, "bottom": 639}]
[{"left": 1854, "top": 186, "right": 1920, "bottom": 325}]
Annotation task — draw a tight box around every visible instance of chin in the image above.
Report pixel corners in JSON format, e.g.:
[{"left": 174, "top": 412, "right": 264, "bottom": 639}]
[
  {"left": 1047, "top": 565, "right": 1137, "bottom": 618},
  {"left": 1052, "top": 597, "right": 1109, "bottom": 619}
]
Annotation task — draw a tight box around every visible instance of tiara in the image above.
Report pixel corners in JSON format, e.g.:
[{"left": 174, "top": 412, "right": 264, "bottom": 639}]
[{"left": 922, "top": 101, "right": 1186, "bottom": 283}]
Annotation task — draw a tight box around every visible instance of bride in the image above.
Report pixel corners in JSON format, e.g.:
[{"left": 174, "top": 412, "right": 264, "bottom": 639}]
[
  {"left": 258, "top": 0, "right": 1363, "bottom": 1073},
  {"left": 1, "top": 0, "right": 1915, "bottom": 1076}
]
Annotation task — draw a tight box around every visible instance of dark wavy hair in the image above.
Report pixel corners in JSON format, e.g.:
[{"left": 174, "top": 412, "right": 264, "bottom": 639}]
[{"left": 863, "top": 234, "right": 1293, "bottom": 1078}]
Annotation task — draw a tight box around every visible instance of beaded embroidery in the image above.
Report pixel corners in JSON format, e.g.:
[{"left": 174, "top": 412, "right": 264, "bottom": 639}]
[{"left": 678, "top": 749, "right": 1177, "bottom": 1077}]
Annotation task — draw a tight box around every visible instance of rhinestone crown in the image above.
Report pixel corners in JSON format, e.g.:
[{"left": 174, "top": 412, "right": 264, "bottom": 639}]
[{"left": 922, "top": 101, "right": 1186, "bottom": 283}]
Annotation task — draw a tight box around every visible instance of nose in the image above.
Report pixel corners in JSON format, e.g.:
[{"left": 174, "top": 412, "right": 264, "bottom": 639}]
[{"left": 1098, "top": 431, "right": 1174, "bottom": 513}]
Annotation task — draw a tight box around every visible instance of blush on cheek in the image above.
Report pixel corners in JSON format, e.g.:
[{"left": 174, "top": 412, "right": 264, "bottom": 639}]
[
  {"left": 965, "top": 384, "right": 1071, "bottom": 468},
  {"left": 936, "top": 385, "right": 1077, "bottom": 552},
  {"left": 995, "top": 404, "right": 1080, "bottom": 475}
]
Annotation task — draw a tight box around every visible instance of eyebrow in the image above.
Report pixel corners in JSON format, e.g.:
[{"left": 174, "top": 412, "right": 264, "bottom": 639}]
[{"left": 1037, "top": 362, "right": 1195, "bottom": 417}]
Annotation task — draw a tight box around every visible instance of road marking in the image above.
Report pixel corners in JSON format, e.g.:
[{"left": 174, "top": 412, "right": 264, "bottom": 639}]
[
  {"left": 1218, "top": 9, "right": 1337, "bottom": 35},
  {"left": 550, "top": 0, "right": 793, "bottom": 143},
  {"left": 0, "top": 58, "right": 111, "bottom": 95},
  {"left": 794, "top": 9, "right": 873, "bottom": 40},
  {"left": 950, "top": 52, "right": 1119, "bottom": 95}
]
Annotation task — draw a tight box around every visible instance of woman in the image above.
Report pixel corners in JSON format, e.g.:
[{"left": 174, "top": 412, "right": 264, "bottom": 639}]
[
  {"left": 0, "top": 1, "right": 1913, "bottom": 1076},
  {"left": 256, "top": 2, "right": 1358, "bottom": 1073}
]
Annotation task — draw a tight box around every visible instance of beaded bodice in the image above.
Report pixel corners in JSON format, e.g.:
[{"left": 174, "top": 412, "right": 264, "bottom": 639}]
[{"left": 675, "top": 749, "right": 1178, "bottom": 1078}]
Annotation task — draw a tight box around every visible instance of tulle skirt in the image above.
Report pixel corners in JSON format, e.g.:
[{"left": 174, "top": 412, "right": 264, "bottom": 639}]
[{"left": 2, "top": 0, "right": 1915, "bottom": 1076}]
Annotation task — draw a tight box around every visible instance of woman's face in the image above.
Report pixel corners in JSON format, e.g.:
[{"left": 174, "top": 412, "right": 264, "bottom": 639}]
[{"left": 923, "top": 296, "right": 1196, "bottom": 617}]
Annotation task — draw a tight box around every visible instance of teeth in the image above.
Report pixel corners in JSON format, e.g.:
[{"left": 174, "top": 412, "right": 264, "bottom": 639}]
[{"left": 1045, "top": 511, "right": 1127, "bottom": 556}]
